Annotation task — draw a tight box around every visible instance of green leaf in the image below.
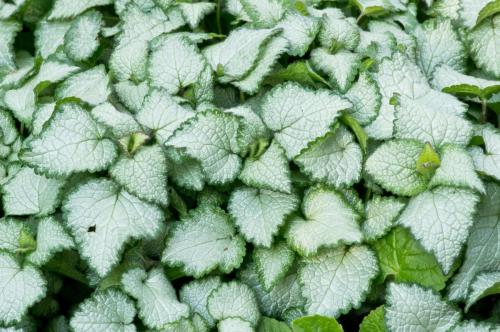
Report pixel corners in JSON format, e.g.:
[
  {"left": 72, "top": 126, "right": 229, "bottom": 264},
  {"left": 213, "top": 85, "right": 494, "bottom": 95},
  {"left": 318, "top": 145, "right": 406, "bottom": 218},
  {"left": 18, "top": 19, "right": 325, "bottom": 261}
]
[
  {"left": 70, "top": 289, "right": 136, "bottom": 332},
  {"left": 110, "top": 145, "right": 169, "bottom": 206},
  {"left": 0, "top": 252, "right": 46, "bottom": 325},
  {"left": 21, "top": 103, "right": 117, "bottom": 177},
  {"left": 258, "top": 317, "right": 291, "bottom": 332},
  {"left": 287, "top": 187, "right": 362, "bottom": 256},
  {"left": 162, "top": 205, "right": 245, "bottom": 277},
  {"left": 299, "top": 245, "right": 378, "bottom": 317},
  {"left": 64, "top": 179, "right": 164, "bottom": 277},
  {"left": 398, "top": 187, "right": 479, "bottom": 274},
  {"left": 254, "top": 241, "right": 295, "bottom": 291},
  {"left": 359, "top": 306, "right": 386, "bottom": 332},
  {"left": 228, "top": 187, "right": 298, "bottom": 247},
  {"left": 339, "top": 114, "right": 368, "bottom": 154},
  {"left": 264, "top": 61, "right": 317, "bottom": 87},
  {"left": 261, "top": 82, "right": 351, "bottom": 158},
  {"left": 208, "top": 281, "right": 261, "bottom": 326},
  {"left": 295, "top": 125, "right": 363, "bottom": 187},
  {"left": 449, "top": 182, "right": 500, "bottom": 301},
  {"left": 1, "top": 166, "right": 65, "bottom": 216},
  {"left": 365, "top": 140, "right": 427, "bottom": 196},
  {"left": 292, "top": 315, "right": 344, "bottom": 332},
  {"left": 416, "top": 142, "right": 441, "bottom": 179},
  {"left": 373, "top": 227, "right": 448, "bottom": 291},
  {"left": 121, "top": 267, "right": 190, "bottom": 329},
  {"left": 385, "top": 283, "right": 460, "bottom": 332},
  {"left": 475, "top": 0, "right": 500, "bottom": 26}
]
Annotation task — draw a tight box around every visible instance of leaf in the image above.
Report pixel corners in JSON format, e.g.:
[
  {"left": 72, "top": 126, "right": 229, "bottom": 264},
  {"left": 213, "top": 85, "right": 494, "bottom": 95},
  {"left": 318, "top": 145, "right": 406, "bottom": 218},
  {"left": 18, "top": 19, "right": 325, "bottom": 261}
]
[
  {"left": 0, "top": 218, "right": 24, "bottom": 253},
  {"left": 64, "top": 10, "right": 102, "bottom": 62},
  {"left": 0, "top": 252, "right": 46, "bottom": 325},
  {"left": 298, "top": 245, "right": 378, "bottom": 317},
  {"left": 207, "top": 281, "right": 260, "bottom": 326},
  {"left": 345, "top": 72, "right": 381, "bottom": 126},
  {"left": 292, "top": 315, "right": 344, "bottom": 332},
  {"left": 398, "top": 187, "right": 479, "bottom": 274},
  {"left": 70, "top": 289, "right": 136, "bottom": 332},
  {"left": 448, "top": 182, "right": 500, "bottom": 301},
  {"left": 264, "top": 61, "right": 317, "bottom": 87},
  {"left": 233, "top": 34, "right": 288, "bottom": 94},
  {"left": 109, "top": 4, "right": 185, "bottom": 81},
  {"left": 90, "top": 102, "right": 141, "bottom": 138},
  {"left": 429, "top": 145, "right": 485, "bottom": 193},
  {"left": 203, "top": 27, "right": 277, "bottom": 83},
  {"left": 240, "top": 0, "right": 287, "bottom": 27},
  {"left": 261, "top": 83, "right": 351, "bottom": 158},
  {"left": 276, "top": 11, "right": 320, "bottom": 57},
  {"left": 365, "top": 53, "right": 466, "bottom": 140},
  {"left": 254, "top": 241, "right": 295, "bottom": 291},
  {"left": 310, "top": 48, "right": 361, "bottom": 92},
  {"left": 465, "top": 271, "right": 500, "bottom": 311},
  {"left": 0, "top": 21, "right": 21, "bottom": 74},
  {"left": 385, "top": 283, "right": 460, "bottom": 332},
  {"left": 362, "top": 196, "right": 405, "bottom": 241},
  {"left": 239, "top": 140, "right": 292, "bottom": 193},
  {"left": 469, "top": 125, "right": 500, "bottom": 181},
  {"left": 460, "top": 0, "right": 495, "bottom": 28},
  {"left": 476, "top": 0, "right": 500, "bottom": 26},
  {"left": 121, "top": 267, "right": 190, "bottom": 329},
  {"left": 1, "top": 166, "right": 64, "bottom": 216},
  {"left": 21, "top": 103, "right": 117, "bottom": 177},
  {"left": 27, "top": 216, "right": 75, "bottom": 266},
  {"left": 373, "top": 227, "right": 448, "bottom": 291},
  {"left": 56, "top": 66, "right": 111, "bottom": 106},
  {"left": 4, "top": 60, "right": 80, "bottom": 124},
  {"left": 218, "top": 318, "right": 254, "bottom": 332},
  {"left": 34, "top": 20, "right": 72, "bottom": 58},
  {"left": 64, "top": 179, "right": 164, "bottom": 277},
  {"left": 287, "top": 187, "right": 362, "bottom": 256},
  {"left": 137, "top": 88, "right": 194, "bottom": 145},
  {"left": 148, "top": 35, "right": 208, "bottom": 96},
  {"left": 180, "top": 276, "right": 221, "bottom": 328},
  {"left": 178, "top": 2, "right": 215, "bottom": 29},
  {"left": 165, "top": 148, "right": 205, "bottom": 191},
  {"left": 228, "top": 187, "right": 298, "bottom": 247},
  {"left": 470, "top": 15, "right": 500, "bottom": 77},
  {"left": 315, "top": 10, "right": 359, "bottom": 51},
  {"left": 415, "top": 142, "right": 441, "bottom": 179},
  {"left": 114, "top": 80, "right": 149, "bottom": 113},
  {"left": 414, "top": 18, "right": 466, "bottom": 78},
  {"left": 110, "top": 145, "right": 169, "bottom": 206},
  {"left": 162, "top": 205, "right": 245, "bottom": 277},
  {"left": 167, "top": 110, "right": 242, "bottom": 185},
  {"left": 432, "top": 65, "right": 500, "bottom": 100},
  {"left": 365, "top": 140, "right": 427, "bottom": 196},
  {"left": 258, "top": 317, "right": 291, "bottom": 332},
  {"left": 48, "top": 0, "right": 112, "bottom": 20},
  {"left": 359, "top": 306, "right": 386, "bottom": 332},
  {"left": 295, "top": 125, "right": 362, "bottom": 188},
  {"left": 240, "top": 263, "right": 306, "bottom": 320},
  {"left": 394, "top": 96, "right": 473, "bottom": 147}
]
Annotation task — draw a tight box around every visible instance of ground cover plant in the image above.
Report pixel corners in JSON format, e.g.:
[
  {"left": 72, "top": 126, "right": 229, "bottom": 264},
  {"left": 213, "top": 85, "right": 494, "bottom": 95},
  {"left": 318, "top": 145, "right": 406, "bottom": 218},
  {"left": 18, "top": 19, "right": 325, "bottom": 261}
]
[{"left": 0, "top": 0, "right": 499, "bottom": 331}]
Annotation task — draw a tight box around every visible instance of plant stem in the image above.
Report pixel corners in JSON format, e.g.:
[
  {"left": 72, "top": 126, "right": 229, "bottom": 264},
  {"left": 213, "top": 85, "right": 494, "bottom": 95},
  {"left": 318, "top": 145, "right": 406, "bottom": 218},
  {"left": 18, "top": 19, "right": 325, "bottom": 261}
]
[{"left": 481, "top": 98, "right": 488, "bottom": 123}]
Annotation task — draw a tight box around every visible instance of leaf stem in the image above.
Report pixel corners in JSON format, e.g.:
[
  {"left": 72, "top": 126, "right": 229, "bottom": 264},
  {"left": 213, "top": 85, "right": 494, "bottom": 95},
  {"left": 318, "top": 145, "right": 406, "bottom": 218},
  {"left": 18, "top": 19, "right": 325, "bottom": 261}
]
[
  {"left": 216, "top": 0, "right": 222, "bottom": 35},
  {"left": 481, "top": 98, "right": 488, "bottom": 123}
]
